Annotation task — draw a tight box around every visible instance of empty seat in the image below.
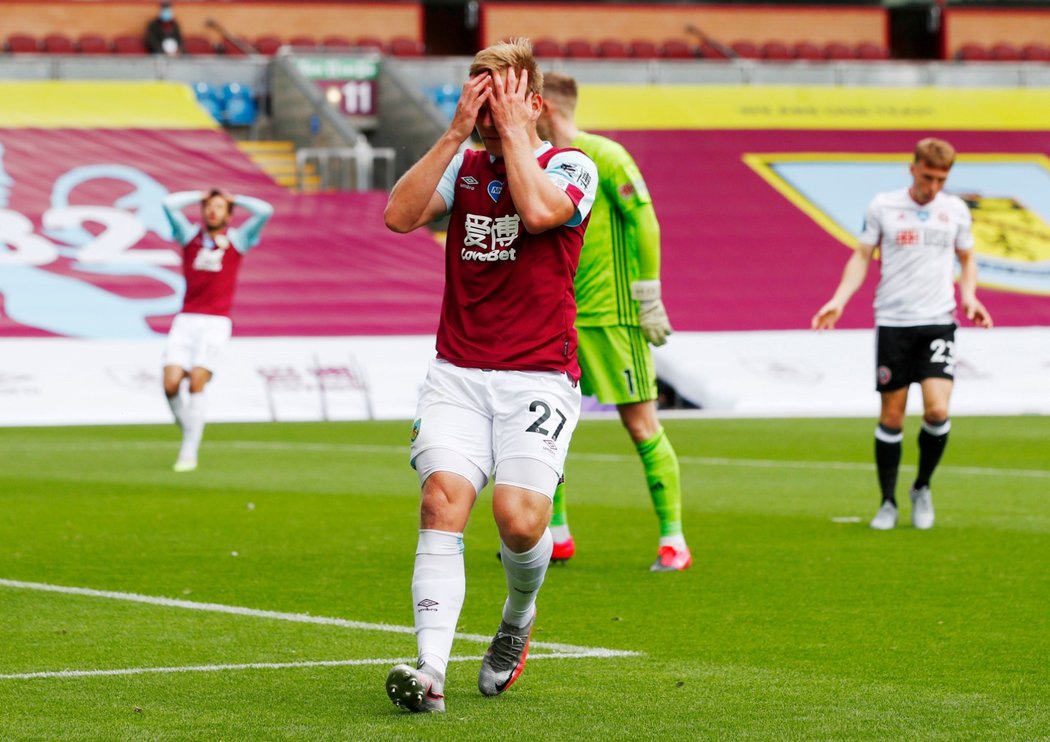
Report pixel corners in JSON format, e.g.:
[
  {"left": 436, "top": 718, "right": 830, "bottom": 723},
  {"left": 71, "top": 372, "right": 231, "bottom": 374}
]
[
  {"left": 77, "top": 34, "right": 109, "bottom": 55},
  {"left": 698, "top": 41, "right": 731, "bottom": 60},
  {"left": 855, "top": 42, "right": 888, "bottom": 60},
  {"left": 112, "top": 35, "right": 147, "bottom": 55},
  {"left": 760, "top": 41, "right": 793, "bottom": 60},
  {"left": 6, "top": 34, "right": 39, "bottom": 53},
  {"left": 218, "top": 38, "right": 250, "bottom": 56},
  {"left": 222, "top": 82, "right": 257, "bottom": 126},
  {"left": 823, "top": 41, "right": 853, "bottom": 60},
  {"left": 183, "top": 34, "right": 215, "bottom": 55},
  {"left": 287, "top": 35, "right": 318, "bottom": 48},
  {"left": 597, "top": 39, "right": 629, "bottom": 58},
  {"left": 990, "top": 42, "right": 1022, "bottom": 62},
  {"left": 355, "top": 36, "right": 385, "bottom": 52},
  {"left": 532, "top": 38, "right": 562, "bottom": 58},
  {"left": 730, "top": 41, "right": 760, "bottom": 59},
  {"left": 793, "top": 41, "right": 824, "bottom": 61},
  {"left": 660, "top": 39, "right": 695, "bottom": 59},
  {"left": 1021, "top": 43, "right": 1050, "bottom": 61},
  {"left": 389, "top": 37, "right": 424, "bottom": 57},
  {"left": 193, "top": 81, "right": 224, "bottom": 123},
  {"left": 41, "top": 33, "right": 76, "bottom": 54},
  {"left": 322, "top": 35, "right": 353, "bottom": 49},
  {"left": 628, "top": 39, "right": 659, "bottom": 59},
  {"left": 955, "top": 43, "right": 990, "bottom": 62},
  {"left": 254, "top": 35, "right": 282, "bottom": 55},
  {"left": 563, "top": 38, "right": 597, "bottom": 58}
]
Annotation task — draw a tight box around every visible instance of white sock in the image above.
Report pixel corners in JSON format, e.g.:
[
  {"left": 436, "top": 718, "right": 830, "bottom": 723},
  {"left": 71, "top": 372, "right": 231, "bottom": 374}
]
[
  {"left": 550, "top": 524, "right": 571, "bottom": 543},
  {"left": 178, "top": 392, "right": 206, "bottom": 462},
  {"left": 411, "top": 529, "right": 465, "bottom": 680},
  {"left": 499, "top": 528, "right": 552, "bottom": 628},
  {"left": 659, "top": 534, "right": 688, "bottom": 550},
  {"left": 166, "top": 394, "right": 184, "bottom": 429}
]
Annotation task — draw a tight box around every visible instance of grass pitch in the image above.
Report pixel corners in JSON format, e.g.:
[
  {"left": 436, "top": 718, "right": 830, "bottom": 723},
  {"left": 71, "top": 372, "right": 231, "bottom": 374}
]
[{"left": 0, "top": 416, "right": 1047, "bottom": 740}]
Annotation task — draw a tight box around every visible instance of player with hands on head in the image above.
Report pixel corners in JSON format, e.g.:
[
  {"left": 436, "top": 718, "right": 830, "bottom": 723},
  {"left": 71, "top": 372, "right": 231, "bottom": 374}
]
[
  {"left": 536, "top": 72, "right": 689, "bottom": 571},
  {"left": 382, "top": 39, "right": 598, "bottom": 713},
  {"left": 812, "top": 137, "right": 992, "bottom": 531}
]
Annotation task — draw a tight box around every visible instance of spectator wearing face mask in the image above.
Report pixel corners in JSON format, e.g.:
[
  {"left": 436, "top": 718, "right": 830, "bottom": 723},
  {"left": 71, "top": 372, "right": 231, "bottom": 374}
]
[{"left": 146, "top": 1, "right": 183, "bottom": 55}]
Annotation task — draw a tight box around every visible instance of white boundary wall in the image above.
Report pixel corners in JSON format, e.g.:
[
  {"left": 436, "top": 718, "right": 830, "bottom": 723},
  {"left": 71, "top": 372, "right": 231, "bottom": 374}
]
[{"left": 0, "top": 328, "right": 1046, "bottom": 426}]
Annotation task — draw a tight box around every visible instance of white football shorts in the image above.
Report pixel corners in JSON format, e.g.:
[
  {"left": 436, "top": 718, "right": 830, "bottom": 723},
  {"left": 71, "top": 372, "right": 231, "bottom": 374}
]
[
  {"left": 410, "top": 359, "right": 582, "bottom": 498},
  {"left": 162, "top": 312, "right": 233, "bottom": 372}
]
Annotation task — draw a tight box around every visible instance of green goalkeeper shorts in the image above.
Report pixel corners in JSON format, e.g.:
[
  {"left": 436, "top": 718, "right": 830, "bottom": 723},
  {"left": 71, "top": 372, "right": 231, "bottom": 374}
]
[{"left": 577, "top": 325, "right": 657, "bottom": 405}]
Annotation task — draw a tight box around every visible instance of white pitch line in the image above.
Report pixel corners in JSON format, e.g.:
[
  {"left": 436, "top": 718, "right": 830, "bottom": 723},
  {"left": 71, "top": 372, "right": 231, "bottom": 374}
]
[
  {"left": 6, "top": 439, "right": 1050, "bottom": 479},
  {"left": 0, "top": 579, "right": 640, "bottom": 661}
]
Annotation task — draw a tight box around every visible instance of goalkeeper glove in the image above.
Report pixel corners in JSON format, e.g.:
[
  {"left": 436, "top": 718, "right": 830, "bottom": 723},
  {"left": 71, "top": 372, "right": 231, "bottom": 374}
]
[{"left": 631, "top": 279, "right": 672, "bottom": 347}]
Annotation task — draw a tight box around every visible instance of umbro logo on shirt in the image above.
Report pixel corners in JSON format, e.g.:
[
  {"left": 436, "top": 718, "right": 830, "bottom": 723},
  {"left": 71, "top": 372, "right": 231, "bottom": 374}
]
[{"left": 459, "top": 176, "right": 479, "bottom": 190}]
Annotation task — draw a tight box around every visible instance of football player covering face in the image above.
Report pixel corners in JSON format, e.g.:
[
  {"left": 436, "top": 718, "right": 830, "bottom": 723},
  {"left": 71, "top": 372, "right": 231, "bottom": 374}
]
[
  {"left": 909, "top": 159, "right": 950, "bottom": 205},
  {"left": 459, "top": 68, "right": 543, "bottom": 161}
]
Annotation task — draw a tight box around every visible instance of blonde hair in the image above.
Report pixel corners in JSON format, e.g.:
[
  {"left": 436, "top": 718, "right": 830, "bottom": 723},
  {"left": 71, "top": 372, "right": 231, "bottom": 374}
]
[
  {"left": 469, "top": 38, "right": 543, "bottom": 96},
  {"left": 542, "top": 71, "right": 578, "bottom": 117},
  {"left": 914, "top": 138, "right": 956, "bottom": 169}
]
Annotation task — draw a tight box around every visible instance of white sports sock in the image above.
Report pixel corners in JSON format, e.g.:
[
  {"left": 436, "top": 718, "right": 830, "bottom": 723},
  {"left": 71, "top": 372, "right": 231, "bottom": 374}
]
[
  {"left": 411, "top": 529, "right": 465, "bottom": 679},
  {"left": 499, "top": 528, "right": 552, "bottom": 628},
  {"left": 659, "top": 534, "right": 688, "bottom": 550},
  {"left": 178, "top": 392, "right": 206, "bottom": 462},
  {"left": 166, "top": 393, "right": 184, "bottom": 429},
  {"left": 549, "top": 524, "right": 571, "bottom": 543}
]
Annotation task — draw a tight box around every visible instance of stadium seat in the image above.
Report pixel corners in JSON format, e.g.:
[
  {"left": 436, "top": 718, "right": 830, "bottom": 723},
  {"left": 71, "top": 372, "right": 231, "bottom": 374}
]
[
  {"left": 990, "top": 42, "right": 1022, "bottom": 62},
  {"left": 322, "top": 35, "right": 353, "bottom": 49},
  {"left": 112, "top": 35, "right": 147, "bottom": 55},
  {"left": 597, "top": 39, "right": 629, "bottom": 58},
  {"left": 6, "top": 34, "right": 39, "bottom": 53},
  {"left": 564, "top": 38, "right": 597, "bottom": 58},
  {"left": 628, "top": 39, "right": 659, "bottom": 59},
  {"left": 221, "top": 82, "right": 257, "bottom": 126},
  {"left": 760, "top": 41, "right": 793, "bottom": 61},
  {"left": 254, "top": 35, "right": 282, "bottom": 55},
  {"left": 183, "top": 34, "right": 215, "bottom": 55},
  {"left": 698, "top": 41, "right": 731, "bottom": 60},
  {"left": 76, "top": 34, "right": 110, "bottom": 55},
  {"left": 532, "top": 38, "right": 563, "bottom": 58},
  {"left": 660, "top": 39, "right": 696, "bottom": 59},
  {"left": 823, "top": 41, "right": 853, "bottom": 60},
  {"left": 218, "top": 38, "right": 250, "bottom": 56},
  {"left": 855, "top": 42, "right": 888, "bottom": 60},
  {"left": 41, "top": 33, "right": 76, "bottom": 54},
  {"left": 793, "top": 41, "right": 824, "bottom": 61},
  {"left": 730, "top": 41, "right": 760, "bottom": 59},
  {"left": 389, "top": 37, "right": 424, "bottom": 57},
  {"left": 1022, "top": 43, "right": 1050, "bottom": 61},
  {"left": 287, "top": 35, "right": 318, "bottom": 49},
  {"left": 955, "top": 43, "right": 991, "bottom": 62},
  {"left": 193, "top": 81, "right": 224, "bottom": 123},
  {"left": 355, "top": 36, "right": 385, "bottom": 53}
]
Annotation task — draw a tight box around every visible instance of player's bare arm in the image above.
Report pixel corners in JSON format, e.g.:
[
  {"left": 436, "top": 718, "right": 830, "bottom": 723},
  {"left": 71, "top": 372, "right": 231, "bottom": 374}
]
[
  {"left": 812, "top": 243, "right": 875, "bottom": 330},
  {"left": 384, "top": 75, "right": 492, "bottom": 233},
  {"left": 490, "top": 69, "right": 575, "bottom": 233},
  {"left": 956, "top": 248, "right": 993, "bottom": 328}
]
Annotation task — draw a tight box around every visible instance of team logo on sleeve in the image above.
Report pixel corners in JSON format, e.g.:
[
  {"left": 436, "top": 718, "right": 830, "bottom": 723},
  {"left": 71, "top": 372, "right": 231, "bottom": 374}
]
[{"left": 487, "top": 180, "right": 503, "bottom": 202}]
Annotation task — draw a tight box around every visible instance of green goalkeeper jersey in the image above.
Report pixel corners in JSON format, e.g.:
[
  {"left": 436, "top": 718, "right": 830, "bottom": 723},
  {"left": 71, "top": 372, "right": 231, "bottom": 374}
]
[{"left": 571, "top": 130, "right": 661, "bottom": 327}]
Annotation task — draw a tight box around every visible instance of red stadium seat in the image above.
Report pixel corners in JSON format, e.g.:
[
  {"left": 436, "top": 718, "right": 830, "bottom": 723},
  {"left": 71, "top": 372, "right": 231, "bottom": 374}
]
[
  {"left": 287, "top": 35, "right": 319, "bottom": 49},
  {"left": 730, "top": 40, "right": 760, "bottom": 59},
  {"left": 6, "top": 34, "right": 39, "bottom": 53},
  {"left": 660, "top": 39, "right": 695, "bottom": 59},
  {"left": 112, "top": 35, "right": 147, "bottom": 55},
  {"left": 355, "top": 36, "right": 385, "bottom": 53},
  {"left": 564, "top": 38, "right": 597, "bottom": 58},
  {"left": 628, "top": 39, "right": 659, "bottom": 59},
  {"left": 76, "top": 34, "right": 109, "bottom": 55},
  {"left": 218, "top": 38, "right": 250, "bottom": 56},
  {"left": 793, "top": 41, "right": 824, "bottom": 61},
  {"left": 183, "top": 34, "right": 215, "bottom": 55},
  {"left": 698, "top": 41, "right": 731, "bottom": 60},
  {"left": 254, "top": 35, "right": 282, "bottom": 55},
  {"left": 597, "top": 39, "right": 629, "bottom": 59},
  {"left": 955, "top": 43, "right": 990, "bottom": 62},
  {"left": 760, "top": 41, "right": 793, "bottom": 61},
  {"left": 389, "top": 37, "right": 424, "bottom": 57},
  {"left": 41, "top": 33, "right": 76, "bottom": 54},
  {"left": 823, "top": 41, "right": 853, "bottom": 60},
  {"left": 855, "top": 42, "right": 888, "bottom": 60},
  {"left": 990, "top": 42, "right": 1022, "bottom": 62},
  {"left": 322, "top": 35, "right": 353, "bottom": 49},
  {"left": 532, "top": 38, "right": 563, "bottom": 58},
  {"left": 1021, "top": 43, "right": 1050, "bottom": 61}
]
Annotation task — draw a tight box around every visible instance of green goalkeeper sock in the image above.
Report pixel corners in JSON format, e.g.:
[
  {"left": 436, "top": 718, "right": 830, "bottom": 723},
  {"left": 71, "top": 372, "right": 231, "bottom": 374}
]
[
  {"left": 637, "top": 428, "right": 683, "bottom": 538},
  {"left": 550, "top": 480, "right": 570, "bottom": 542}
]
